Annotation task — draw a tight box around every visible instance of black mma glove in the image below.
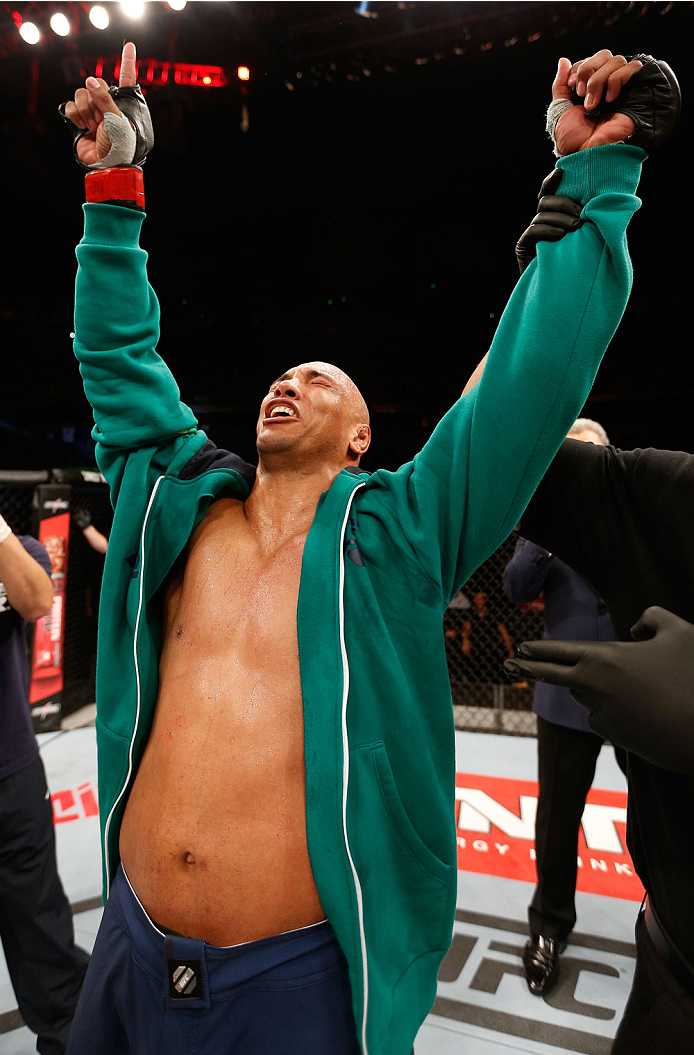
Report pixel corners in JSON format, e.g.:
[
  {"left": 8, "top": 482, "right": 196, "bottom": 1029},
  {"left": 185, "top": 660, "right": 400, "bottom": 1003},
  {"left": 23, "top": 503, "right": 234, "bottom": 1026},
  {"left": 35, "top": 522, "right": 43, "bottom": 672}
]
[
  {"left": 73, "top": 507, "right": 92, "bottom": 530},
  {"left": 515, "top": 169, "right": 583, "bottom": 275},
  {"left": 576, "top": 53, "right": 681, "bottom": 153},
  {"left": 504, "top": 606, "right": 694, "bottom": 776}
]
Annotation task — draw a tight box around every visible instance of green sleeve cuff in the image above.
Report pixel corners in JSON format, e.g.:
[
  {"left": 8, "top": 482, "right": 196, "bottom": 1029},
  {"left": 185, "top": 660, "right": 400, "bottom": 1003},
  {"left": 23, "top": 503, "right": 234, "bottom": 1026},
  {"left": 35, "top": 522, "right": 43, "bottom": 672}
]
[
  {"left": 81, "top": 202, "right": 146, "bottom": 249},
  {"left": 556, "top": 144, "right": 647, "bottom": 205}
]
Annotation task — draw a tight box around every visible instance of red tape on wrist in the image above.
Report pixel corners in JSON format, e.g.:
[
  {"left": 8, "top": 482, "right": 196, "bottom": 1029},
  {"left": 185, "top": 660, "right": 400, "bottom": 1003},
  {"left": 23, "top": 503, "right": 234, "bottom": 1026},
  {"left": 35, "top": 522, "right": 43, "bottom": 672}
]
[{"left": 85, "top": 167, "right": 145, "bottom": 210}]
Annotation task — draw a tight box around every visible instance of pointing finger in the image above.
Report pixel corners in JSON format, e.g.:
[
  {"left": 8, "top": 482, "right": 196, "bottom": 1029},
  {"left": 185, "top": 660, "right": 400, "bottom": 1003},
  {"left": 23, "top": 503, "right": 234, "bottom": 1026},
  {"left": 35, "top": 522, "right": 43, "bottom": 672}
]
[{"left": 120, "top": 41, "right": 137, "bottom": 87}]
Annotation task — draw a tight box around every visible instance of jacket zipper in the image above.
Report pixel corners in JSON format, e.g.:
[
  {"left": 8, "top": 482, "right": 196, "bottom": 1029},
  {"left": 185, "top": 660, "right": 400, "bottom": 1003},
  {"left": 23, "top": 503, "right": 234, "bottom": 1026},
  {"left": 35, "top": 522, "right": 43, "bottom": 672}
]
[
  {"left": 338, "top": 483, "right": 369, "bottom": 1053},
  {"left": 103, "top": 474, "right": 165, "bottom": 897}
]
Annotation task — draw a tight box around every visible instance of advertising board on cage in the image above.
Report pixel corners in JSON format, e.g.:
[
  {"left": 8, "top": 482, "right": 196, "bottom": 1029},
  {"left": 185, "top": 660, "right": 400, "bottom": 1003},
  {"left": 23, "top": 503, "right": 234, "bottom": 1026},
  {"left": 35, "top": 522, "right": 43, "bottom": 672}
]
[{"left": 456, "top": 772, "right": 643, "bottom": 901}]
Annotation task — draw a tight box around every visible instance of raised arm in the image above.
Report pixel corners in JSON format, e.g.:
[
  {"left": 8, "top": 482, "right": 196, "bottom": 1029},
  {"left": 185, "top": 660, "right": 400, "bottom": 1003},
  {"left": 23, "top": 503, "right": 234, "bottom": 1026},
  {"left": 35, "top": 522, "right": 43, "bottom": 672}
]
[
  {"left": 373, "top": 50, "right": 679, "bottom": 603},
  {"left": 64, "top": 43, "right": 198, "bottom": 495},
  {"left": 460, "top": 53, "right": 643, "bottom": 398}
]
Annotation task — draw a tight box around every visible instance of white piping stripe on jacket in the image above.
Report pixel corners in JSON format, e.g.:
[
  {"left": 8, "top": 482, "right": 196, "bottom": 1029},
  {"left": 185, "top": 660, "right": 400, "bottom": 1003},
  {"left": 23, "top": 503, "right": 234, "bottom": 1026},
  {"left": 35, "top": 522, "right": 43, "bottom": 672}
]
[
  {"left": 103, "top": 474, "right": 165, "bottom": 897},
  {"left": 339, "top": 483, "right": 369, "bottom": 1054}
]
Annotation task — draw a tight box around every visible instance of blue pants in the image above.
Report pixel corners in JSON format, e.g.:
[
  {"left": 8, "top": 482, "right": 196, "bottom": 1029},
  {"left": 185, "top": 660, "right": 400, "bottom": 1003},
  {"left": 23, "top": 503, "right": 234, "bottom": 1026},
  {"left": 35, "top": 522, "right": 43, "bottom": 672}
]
[{"left": 66, "top": 865, "right": 361, "bottom": 1054}]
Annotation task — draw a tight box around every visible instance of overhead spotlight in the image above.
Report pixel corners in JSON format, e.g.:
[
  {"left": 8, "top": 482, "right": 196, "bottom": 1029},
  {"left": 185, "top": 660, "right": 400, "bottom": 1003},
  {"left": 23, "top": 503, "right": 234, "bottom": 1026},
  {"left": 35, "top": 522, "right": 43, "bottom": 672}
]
[
  {"left": 237, "top": 66, "right": 250, "bottom": 81},
  {"left": 19, "top": 21, "right": 40, "bottom": 44},
  {"left": 121, "top": 1, "right": 145, "bottom": 17},
  {"left": 89, "top": 5, "right": 110, "bottom": 29},
  {"left": 168, "top": 0, "right": 187, "bottom": 8},
  {"left": 50, "top": 13, "right": 71, "bottom": 36},
  {"left": 355, "top": 1, "right": 379, "bottom": 16}
]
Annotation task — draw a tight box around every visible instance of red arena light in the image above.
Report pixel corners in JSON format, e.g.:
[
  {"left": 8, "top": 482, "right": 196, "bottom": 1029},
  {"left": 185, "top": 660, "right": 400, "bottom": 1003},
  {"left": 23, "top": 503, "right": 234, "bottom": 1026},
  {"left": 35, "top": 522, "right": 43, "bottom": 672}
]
[
  {"left": 91, "top": 58, "right": 228, "bottom": 88},
  {"left": 237, "top": 65, "right": 250, "bottom": 81}
]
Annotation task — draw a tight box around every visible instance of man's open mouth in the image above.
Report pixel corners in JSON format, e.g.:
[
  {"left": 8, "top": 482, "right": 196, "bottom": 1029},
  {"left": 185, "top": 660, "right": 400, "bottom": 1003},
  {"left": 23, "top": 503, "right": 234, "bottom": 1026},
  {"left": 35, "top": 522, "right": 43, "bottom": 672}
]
[{"left": 264, "top": 401, "right": 299, "bottom": 421}]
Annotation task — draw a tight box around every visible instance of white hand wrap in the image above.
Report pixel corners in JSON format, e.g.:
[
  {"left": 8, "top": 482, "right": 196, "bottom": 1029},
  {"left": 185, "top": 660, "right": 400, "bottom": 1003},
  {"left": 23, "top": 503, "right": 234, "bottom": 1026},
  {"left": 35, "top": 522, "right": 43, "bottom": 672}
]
[
  {"left": 90, "top": 111, "right": 137, "bottom": 170},
  {"left": 546, "top": 99, "right": 575, "bottom": 156},
  {"left": 0, "top": 513, "right": 12, "bottom": 545}
]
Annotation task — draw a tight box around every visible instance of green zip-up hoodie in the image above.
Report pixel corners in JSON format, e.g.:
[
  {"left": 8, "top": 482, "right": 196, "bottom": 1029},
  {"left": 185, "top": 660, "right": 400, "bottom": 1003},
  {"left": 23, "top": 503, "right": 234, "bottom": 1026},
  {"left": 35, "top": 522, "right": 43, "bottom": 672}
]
[{"left": 74, "top": 144, "right": 644, "bottom": 1055}]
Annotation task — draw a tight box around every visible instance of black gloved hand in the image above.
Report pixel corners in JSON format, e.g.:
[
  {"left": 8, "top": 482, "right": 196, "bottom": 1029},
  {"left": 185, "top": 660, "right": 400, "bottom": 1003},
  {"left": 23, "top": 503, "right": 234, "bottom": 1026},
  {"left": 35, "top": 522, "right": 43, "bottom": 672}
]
[
  {"left": 59, "top": 83, "right": 154, "bottom": 170},
  {"left": 504, "top": 606, "right": 694, "bottom": 776},
  {"left": 73, "top": 506, "right": 92, "bottom": 530},
  {"left": 575, "top": 54, "right": 681, "bottom": 153},
  {"left": 515, "top": 169, "right": 583, "bottom": 275}
]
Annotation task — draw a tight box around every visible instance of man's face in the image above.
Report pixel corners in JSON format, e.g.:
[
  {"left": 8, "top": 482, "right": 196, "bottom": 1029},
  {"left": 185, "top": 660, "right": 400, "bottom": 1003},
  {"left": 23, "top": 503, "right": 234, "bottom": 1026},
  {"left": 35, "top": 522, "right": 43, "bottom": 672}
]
[
  {"left": 256, "top": 362, "right": 370, "bottom": 465},
  {"left": 569, "top": 429, "right": 606, "bottom": 446}
]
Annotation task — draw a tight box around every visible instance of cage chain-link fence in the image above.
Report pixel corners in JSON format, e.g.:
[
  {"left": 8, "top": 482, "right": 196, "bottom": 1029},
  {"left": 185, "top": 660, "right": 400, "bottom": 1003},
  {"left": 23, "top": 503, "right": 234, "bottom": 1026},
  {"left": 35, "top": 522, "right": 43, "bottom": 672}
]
[
  {"left": 0, "top": 472, "right": 43, "bottom": 535},
  {"left": 445, "top": 532, "right": 544, "bottom": 736}
]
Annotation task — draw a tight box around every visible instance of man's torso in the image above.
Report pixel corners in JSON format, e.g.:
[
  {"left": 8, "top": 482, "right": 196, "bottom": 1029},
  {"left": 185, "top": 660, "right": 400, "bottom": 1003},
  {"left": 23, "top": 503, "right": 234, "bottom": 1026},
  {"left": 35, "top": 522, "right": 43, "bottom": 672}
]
[{"left": 119, "top": 496, "right": 326, "bottom": 945}]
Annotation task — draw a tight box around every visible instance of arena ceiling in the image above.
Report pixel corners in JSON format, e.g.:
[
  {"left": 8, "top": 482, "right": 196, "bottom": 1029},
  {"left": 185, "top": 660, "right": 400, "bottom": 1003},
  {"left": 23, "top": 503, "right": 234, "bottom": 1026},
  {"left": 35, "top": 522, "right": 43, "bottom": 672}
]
[{"left": 1, "top": 1, "right": 692, "bottom": 468}]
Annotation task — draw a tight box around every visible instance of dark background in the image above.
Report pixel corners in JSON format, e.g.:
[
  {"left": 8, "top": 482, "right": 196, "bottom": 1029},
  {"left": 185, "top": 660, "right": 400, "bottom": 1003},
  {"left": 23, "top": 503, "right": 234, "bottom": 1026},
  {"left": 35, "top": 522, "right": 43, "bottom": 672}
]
[{"left": 1, "top": 1, "right": 692, "bottom": 472}]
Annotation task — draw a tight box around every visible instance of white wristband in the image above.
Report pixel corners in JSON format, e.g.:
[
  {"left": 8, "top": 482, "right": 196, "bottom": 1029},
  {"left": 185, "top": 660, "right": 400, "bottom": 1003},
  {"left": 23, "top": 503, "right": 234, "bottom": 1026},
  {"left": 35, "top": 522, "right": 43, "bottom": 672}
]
[
  {"left": 546, "top": 99, "right": 575, "bottom": 157},
  {"left": 0, "top": 513, "right": 12, "bottom": 545},
  {"left": 90, "top": 111, "right": 137, "bottom": 170}
]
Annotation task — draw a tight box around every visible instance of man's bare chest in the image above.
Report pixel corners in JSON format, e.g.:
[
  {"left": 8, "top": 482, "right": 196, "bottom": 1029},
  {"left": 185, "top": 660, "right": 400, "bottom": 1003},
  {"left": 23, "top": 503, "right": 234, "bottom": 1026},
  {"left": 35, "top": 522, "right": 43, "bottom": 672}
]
[{"left": 161, "top": 500, "right": 307, "bottom": 663}]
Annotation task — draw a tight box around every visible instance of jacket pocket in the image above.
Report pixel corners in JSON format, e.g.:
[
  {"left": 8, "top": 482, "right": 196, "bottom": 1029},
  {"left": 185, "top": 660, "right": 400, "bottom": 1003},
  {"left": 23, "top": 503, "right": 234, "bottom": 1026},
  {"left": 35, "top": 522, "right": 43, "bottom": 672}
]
[
  {"left": 346, "top": 741, "right": 454, "bottom": 1041},
  {"left": 347, "top": 739, "right": 453, "bottom": 924},
  {"left": 368, "top": 742, "right": 450, "bottom": 885}
]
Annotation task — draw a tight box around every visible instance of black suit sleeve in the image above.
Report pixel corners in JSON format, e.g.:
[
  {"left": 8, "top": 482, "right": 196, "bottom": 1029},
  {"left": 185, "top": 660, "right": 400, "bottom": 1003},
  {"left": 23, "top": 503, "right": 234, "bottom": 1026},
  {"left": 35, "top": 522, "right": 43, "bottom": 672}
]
[
  {"left": 518, "top": 439, "right": 625, "bottom": 595},
  {"left": 520, "top": 440, "right": 694, "bottom": 640}
]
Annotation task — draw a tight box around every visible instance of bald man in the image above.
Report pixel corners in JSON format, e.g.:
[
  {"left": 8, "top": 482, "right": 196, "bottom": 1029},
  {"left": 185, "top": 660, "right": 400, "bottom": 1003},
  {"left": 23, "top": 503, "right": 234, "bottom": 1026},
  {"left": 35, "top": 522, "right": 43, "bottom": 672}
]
[{"left": 63, "top": 42, "right": 650, "bottom": 1055}]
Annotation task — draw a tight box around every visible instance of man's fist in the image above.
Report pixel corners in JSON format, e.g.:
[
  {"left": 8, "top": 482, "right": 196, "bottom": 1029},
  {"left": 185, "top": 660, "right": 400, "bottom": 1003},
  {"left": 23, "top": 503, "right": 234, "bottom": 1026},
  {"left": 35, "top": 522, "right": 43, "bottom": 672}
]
[{"left": 550, "top": 51, "right": 642, "bottom": 156}]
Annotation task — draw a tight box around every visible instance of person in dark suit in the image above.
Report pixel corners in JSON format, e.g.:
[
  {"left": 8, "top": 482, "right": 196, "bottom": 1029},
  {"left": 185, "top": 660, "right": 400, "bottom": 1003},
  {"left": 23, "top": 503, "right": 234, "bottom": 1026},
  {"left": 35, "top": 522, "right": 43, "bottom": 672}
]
[
  {"left": 0, "top": 512, "right": 90, "bottom": 1052},
  {"left": 503, "top": 418, "right": 626, "bottom": 996}
]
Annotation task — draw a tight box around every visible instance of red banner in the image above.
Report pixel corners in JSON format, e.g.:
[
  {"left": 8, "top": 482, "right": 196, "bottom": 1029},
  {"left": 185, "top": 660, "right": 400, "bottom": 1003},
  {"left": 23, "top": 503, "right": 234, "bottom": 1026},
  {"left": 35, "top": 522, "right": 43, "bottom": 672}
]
[
  {"left": 51, "top": 781, "right": 99, "bottom": 825},
  {"left": 29, "top": 511, "right": 70, "bottom": 714},
  {"left": 456, "top": 771, "right": 644, "bottom": 902}
]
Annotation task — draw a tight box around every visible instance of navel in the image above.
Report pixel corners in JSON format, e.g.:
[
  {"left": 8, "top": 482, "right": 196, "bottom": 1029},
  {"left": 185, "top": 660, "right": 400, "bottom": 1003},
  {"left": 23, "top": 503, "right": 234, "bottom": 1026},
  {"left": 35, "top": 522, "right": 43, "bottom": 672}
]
[{"left": 184, "top": 852, "right": 196, "bottom": 865}]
